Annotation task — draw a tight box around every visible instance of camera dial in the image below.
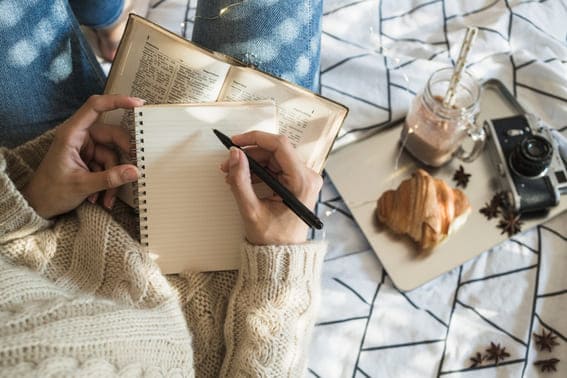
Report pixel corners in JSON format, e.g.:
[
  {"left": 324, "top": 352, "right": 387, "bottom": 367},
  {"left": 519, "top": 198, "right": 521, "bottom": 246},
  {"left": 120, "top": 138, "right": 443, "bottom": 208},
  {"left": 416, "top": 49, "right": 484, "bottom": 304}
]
[{"left": 510, "top": 135, "right": 553, "bottom": 178}]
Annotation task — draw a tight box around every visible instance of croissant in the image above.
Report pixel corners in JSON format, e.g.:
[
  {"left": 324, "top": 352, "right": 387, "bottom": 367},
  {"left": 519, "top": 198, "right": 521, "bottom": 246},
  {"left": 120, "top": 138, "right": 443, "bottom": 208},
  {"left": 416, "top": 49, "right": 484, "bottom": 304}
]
[{"left": 376, "top": 169, "right": 471, "bottom": 250}]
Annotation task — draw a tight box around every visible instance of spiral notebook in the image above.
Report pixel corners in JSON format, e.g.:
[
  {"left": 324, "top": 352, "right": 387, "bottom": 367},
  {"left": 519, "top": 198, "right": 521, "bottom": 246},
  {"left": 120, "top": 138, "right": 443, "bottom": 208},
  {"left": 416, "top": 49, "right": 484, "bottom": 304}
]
[{"left": 133, "top": 101, "right": 277, "bottom": 273}]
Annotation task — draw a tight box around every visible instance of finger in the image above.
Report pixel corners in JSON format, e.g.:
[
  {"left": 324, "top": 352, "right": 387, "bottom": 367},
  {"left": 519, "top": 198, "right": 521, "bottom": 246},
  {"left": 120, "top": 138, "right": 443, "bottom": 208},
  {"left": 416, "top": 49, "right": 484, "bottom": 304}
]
[
  {"left": 219, "top": 146, "right": 279, "bottom": 173},
  {"left": 243, "top": 146, "right": 282, "bottom": 173},
  {"left": 87, "top": 162, "right": 103, "bottom": 204},
  {"left": 93, "top": 144, "right": 119, "bottom": 168},
  {"left": 241, "top": 146, "right": 272, "bottom": 163},
  {"left": 231, "top": 131, "right": 301, "bottom": 174},
  {"left": 80, "top": 138, "right": 96, "bottom": 163},
  {"left": 226, "top": 148, "right": 261, "bottom": 220},
  {"left": 79, "top": 164, "right": 139, "bottom": 194},
  {"left": 89, "top": 122, "right": 132, "bottom": 155},
  {"left": 220, "top": 159, "right": 263, "bottom": 184},
  {"left": 67, "top": 95, "right": 145, "bottom": 132},
  {"left": 93, "top": 144, "right": 121, "bottom": 209}
]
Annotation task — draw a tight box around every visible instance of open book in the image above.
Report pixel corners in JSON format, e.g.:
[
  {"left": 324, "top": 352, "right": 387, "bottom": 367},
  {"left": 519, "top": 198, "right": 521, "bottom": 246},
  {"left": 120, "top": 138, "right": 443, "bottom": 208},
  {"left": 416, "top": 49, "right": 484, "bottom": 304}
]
[
  {"left": 103, "top": 15, "right": 348, "bottom": 207},
  {"left": 134, "top": 101, "right": 277, "bottom": 273}
]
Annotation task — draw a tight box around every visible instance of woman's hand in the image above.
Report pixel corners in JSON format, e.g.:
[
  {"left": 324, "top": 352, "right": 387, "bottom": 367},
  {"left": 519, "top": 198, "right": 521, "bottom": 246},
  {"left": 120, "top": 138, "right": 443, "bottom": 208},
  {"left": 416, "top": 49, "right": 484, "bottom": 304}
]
[
  {"left": 22, "top": 95, "right": 144, "bottom": 219},
  {"left": 221, "top": 131, "right": 323, "bottom": 245}
]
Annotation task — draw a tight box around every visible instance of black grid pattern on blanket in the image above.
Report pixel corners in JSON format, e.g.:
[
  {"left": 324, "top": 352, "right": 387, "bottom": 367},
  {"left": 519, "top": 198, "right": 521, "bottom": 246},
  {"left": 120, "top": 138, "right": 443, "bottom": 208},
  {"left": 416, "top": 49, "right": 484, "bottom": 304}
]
[{"left": 147, "top": 0, "right": 566, "bottom": 376}]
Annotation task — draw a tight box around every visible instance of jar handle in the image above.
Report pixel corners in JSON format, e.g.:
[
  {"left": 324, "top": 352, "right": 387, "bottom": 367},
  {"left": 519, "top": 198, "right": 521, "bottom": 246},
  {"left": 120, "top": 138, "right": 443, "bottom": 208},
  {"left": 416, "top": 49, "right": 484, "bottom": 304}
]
[{"left": 454, "top": 125, "right": 486, "bottom": 162}]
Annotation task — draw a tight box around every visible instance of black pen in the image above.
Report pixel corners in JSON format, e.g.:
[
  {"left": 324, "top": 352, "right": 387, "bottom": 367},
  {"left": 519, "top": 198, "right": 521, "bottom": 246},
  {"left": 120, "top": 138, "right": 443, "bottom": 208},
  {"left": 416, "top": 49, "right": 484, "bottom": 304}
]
[{"left": 213, "top": 129, "right": 323, "bottom": 230}]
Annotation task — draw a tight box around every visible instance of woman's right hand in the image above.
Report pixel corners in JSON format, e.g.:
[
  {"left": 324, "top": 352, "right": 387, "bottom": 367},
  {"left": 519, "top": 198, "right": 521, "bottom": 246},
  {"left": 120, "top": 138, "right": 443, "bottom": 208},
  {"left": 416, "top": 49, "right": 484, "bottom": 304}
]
[
  {"left": 22, "top": 95, "right": 143, "bottom": 219},
  {"left": 220, "top": 131, "right": 323, "bottom": 245}
]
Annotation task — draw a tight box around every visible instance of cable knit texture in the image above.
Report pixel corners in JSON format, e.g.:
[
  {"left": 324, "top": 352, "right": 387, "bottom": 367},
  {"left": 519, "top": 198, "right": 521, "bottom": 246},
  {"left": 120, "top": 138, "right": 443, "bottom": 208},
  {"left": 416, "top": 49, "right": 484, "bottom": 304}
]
[{"left": 0, "top": 134, "right": 326, "bottom": 377}]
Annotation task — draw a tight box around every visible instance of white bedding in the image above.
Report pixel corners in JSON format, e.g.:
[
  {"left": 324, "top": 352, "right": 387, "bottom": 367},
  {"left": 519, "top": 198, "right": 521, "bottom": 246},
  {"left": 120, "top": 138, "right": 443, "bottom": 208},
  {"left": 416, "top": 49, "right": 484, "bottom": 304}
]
[{"left": 147, "top": 1, "right": 566, "bottom": 376}]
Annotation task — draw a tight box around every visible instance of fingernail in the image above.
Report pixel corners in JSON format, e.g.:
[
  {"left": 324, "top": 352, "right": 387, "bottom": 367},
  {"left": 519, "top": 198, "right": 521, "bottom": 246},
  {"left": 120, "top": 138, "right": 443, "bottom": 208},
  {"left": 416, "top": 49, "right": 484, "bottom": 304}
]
[
  {"left": 229, "top": 147, "right": 239, "bottom": 166},
  {"left": 122, "top": 167, "right": 138, "bottom": 181},
  {"left": 132, "top": 97, "right": 146, "bottom": 105},
  {"left": 106, "top": 196, "right": 116, "bottom": 210},
  {"left": 88, "top": 194, "right": 97, "bottom": 204}
]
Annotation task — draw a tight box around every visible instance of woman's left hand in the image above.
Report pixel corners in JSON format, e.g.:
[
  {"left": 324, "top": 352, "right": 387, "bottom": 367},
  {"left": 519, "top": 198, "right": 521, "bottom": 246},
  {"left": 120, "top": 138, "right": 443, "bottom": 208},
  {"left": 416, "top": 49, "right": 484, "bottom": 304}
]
[{"left": 22, "top": 95, "right": 144, "bottom": 219}]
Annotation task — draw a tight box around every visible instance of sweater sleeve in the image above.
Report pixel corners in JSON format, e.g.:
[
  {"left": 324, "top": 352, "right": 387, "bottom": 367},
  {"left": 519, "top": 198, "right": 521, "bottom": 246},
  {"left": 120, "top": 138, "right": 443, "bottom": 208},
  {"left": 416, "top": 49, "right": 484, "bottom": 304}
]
[
  {"left": 0, "top": 132, "right": 54, "bottom": 243},
  {"left": 220, "top": 241, "right": 326, "bottom": 377}
]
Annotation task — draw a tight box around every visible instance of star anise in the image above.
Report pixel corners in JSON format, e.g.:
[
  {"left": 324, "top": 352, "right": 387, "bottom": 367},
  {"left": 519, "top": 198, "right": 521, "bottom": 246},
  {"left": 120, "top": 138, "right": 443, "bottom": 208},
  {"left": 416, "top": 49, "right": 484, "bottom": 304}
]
[
  {"left": 497, "top": 211, "right": 523, "bottom": 237},
  {"left": 453, "top": 165, "right": 471, "bottom": 188},
  {"left": 480, "top": 201, "right": 500, "bottom": 220},
  {"left": 533, "top": 330, "right": 560, "bottom": 352},
  {"left": 485, "top": 342, "right": 510, "bottom": 365},
  {"left": 534, "top": 358, "right": 560, "bottom": 373},
  {"left": 492, "top": 191, "right": 512, "bottom": 212},
  {"left": 469, "top": 351, "right": 486, "bottom": 368}
]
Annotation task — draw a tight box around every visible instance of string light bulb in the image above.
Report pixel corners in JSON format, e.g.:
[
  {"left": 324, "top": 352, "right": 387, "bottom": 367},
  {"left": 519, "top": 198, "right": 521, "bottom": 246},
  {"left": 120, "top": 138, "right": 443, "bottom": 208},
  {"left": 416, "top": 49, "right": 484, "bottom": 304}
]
[{"left": 196, "top": 1, "right": 247, "bottom": 20}]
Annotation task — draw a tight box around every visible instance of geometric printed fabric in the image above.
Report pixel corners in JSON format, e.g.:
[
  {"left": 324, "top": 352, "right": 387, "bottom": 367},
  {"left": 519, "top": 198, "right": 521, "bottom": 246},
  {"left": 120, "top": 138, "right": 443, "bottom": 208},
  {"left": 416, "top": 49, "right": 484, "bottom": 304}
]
[{"left": 147, "top": 1, "right": 567, "bottom": 376}]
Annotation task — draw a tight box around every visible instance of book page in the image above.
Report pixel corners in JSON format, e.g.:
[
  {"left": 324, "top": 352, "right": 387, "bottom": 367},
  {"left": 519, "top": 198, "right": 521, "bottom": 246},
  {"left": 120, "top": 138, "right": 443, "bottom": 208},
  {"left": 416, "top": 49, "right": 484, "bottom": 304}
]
[
  {"left": 135, "top": 101, "right": 277, "bottom": 273},
  {"left": 219, "top": 66, "right": 348, "bottom": 173},
  {"left": 104, "top": 16, "right": 232, "bottom": 126},
  {"left": 103, "top": 16, "right": 232, "bottom": 206}
]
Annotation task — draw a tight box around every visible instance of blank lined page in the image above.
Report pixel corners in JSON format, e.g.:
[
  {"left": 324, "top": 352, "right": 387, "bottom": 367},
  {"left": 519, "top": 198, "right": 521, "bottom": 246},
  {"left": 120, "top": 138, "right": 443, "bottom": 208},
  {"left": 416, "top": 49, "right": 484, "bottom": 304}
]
[{"left": 135, "top": 102, "right": 277, "bottom": 273}]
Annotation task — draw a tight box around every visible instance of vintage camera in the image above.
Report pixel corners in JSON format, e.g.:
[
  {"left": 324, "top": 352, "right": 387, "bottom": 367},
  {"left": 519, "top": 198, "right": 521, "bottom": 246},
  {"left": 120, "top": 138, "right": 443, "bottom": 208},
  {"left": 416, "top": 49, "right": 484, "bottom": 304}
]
[{"left": 484, "top": 114, "right": 567, "bottom": 214}]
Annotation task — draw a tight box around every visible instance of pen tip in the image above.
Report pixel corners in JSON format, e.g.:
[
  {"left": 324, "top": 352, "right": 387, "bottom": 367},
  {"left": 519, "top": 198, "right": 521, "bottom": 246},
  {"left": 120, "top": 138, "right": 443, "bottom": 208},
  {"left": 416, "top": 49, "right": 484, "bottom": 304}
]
[{"left": 213, "top": 129, "right": 223, "bottom": 139}]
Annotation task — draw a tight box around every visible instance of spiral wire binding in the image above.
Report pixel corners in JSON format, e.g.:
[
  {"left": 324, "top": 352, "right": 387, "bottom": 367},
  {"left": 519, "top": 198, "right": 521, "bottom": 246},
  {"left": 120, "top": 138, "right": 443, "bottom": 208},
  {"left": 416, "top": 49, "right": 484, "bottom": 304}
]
[{"left": 134, "top": 111, "right": 149, "bottom": 248}]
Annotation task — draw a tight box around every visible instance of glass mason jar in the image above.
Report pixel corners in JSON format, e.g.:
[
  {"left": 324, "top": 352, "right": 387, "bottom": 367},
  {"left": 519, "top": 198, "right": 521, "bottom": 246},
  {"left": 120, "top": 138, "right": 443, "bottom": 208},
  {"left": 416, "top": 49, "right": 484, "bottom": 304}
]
[{"left": 400, "top": 67, "right": 484, "bottom": 167}]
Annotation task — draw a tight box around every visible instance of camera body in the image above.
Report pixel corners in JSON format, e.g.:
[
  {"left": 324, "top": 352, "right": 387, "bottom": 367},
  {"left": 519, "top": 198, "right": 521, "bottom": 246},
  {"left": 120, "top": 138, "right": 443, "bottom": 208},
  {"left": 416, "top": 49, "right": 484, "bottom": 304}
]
[{"left": 484, "top": 114, "right": 567, "bottom": 214}]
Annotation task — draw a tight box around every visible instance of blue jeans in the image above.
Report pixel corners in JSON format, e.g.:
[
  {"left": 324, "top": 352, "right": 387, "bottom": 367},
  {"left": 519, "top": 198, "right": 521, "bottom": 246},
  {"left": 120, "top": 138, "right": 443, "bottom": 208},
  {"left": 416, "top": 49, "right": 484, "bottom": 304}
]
[
  {"left": 0, "top": 0, "right": 110, "bottom": 148},
  {"left": 0, "top": 0, "right": 322, "bottom": 148},
  {"left": 192, "top": 0, "right": 322, "bottom": 93},
  {"left": 68, "top": 0, "right": 124, "bottom": 28}
]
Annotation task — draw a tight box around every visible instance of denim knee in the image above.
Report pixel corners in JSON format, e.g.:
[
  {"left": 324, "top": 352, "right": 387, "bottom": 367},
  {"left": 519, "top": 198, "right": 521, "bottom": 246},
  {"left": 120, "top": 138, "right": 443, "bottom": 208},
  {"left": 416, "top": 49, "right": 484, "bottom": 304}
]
[
  {"left": 0, "top": 0, "right": 105, "bottom": 147},
  {"left": 192, "top": 0, "right": 323, "bottom": 93},
  {"left": 68, "top": 0, "right": 124, "bottom": 28}
]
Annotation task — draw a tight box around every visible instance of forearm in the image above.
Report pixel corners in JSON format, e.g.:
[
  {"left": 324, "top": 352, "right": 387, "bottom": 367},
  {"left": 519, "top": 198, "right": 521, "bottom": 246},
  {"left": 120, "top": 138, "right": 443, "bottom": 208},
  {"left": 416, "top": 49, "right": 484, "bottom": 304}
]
[
  {"left": 0, "top": 131, "right": 54, "bottom": 243},
  {"left": 221, "top": 241, "right": 326, "bottom": 377}
]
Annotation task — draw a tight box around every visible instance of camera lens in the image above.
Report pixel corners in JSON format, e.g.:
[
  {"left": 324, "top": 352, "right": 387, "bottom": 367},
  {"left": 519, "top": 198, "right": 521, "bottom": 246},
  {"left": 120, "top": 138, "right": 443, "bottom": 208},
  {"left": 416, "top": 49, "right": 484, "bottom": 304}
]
[{"left": 510, "top": 135, "right": 553, "bottom": 177}]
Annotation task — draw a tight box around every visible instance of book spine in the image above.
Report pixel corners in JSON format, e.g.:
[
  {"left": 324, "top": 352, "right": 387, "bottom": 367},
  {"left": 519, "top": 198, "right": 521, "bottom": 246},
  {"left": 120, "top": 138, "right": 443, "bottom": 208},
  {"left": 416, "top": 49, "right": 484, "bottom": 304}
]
[{"left": 134, "top": 110, "right": 149, "bottom": 248}]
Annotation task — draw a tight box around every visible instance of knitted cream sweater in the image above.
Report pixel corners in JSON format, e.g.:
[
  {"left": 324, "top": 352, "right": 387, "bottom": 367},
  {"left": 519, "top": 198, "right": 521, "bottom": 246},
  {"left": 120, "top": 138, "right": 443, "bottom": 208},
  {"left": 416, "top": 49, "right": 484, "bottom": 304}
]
[{"left": 0, "top": 131, "right": 326, "bottom": 377}]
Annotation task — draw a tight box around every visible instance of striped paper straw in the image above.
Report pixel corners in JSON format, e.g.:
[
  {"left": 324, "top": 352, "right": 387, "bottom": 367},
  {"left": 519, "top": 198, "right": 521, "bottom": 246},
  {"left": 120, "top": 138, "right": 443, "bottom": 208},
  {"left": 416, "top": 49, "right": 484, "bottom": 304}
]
[{"left": 443, "top": 27, "right": 478, "bottom": 108}]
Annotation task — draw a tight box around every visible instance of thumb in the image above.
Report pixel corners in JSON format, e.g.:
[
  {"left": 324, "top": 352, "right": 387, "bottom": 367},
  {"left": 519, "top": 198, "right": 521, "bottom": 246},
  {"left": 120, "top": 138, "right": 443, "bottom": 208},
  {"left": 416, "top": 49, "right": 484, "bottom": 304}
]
[
  {"left": 227, "top": 148, "right": 260, "bottom": 216},
  {"left": 82, "top": 165, "right": 139, "bottom": 193}
]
